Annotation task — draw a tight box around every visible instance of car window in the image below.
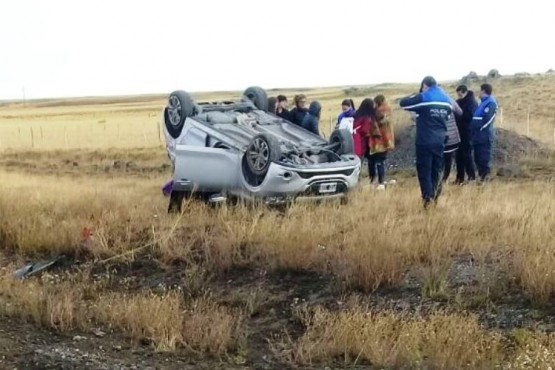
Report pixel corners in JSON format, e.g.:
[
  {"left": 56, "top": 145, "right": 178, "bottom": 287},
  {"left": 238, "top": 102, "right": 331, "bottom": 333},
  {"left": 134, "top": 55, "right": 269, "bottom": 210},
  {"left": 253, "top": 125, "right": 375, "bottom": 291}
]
[{"left": 185, "top": 127, "right": 208, "bottom": 147}]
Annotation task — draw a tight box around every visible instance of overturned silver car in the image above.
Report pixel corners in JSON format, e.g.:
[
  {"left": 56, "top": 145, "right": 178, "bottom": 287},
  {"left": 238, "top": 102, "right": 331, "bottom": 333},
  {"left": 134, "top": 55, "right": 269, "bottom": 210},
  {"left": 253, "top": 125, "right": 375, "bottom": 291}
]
[{"left": 163, "top": 86, "right": 360, "bottom": 212}]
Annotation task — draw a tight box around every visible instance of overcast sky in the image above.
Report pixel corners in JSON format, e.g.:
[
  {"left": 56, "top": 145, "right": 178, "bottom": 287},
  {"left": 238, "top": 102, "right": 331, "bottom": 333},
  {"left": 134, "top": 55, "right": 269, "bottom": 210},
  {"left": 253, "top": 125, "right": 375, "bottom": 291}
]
[{"left": 1, "top": 0, "right": 554, "bottom": 99}]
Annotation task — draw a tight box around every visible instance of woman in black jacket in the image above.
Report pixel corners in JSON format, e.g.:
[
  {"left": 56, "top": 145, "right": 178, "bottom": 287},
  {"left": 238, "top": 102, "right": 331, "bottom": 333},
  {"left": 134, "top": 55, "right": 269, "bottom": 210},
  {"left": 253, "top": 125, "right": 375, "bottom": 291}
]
[{"left": 289, "top": 94, "right": 309, "bottom": 126}]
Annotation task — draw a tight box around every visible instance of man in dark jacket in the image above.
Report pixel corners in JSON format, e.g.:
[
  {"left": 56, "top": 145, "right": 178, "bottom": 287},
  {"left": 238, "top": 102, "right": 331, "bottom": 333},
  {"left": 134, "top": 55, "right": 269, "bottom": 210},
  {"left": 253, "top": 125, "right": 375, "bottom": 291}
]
[
  {"left": 289, "top": 94, "right": 309, "bottom": 126},
  {"left": 471, "top": 84, "right": 497, "bottom": 181},
  {"left": 400, "top": 76, "right": 452, "bottom": 207},
  {"left": 276, "top": 95, "right": 290, "bottom": 121},
  {"left": 455, "top": 85, "right": 478, "bottom": 183},
  {"left": 301, "top": 101, "right": 321, "bottom": 136}
]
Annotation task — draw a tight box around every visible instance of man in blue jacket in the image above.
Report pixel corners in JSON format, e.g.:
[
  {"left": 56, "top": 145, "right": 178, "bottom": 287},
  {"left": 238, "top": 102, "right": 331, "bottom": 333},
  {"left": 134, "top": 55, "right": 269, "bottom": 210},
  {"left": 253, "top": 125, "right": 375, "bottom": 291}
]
[
  {"left": 400, "top": 76, "right": 452, "bottom": 207},
  {"left": 471, "top": 84, "right": 497, "bottom": 181}
]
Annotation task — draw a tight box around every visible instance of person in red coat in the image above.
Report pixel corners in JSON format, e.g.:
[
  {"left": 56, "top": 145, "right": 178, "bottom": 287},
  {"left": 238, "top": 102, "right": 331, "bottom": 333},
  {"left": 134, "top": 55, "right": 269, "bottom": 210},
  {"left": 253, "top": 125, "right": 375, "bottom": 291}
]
[{"left": 352, "top": 98, "right": 374, "bottom": 158}]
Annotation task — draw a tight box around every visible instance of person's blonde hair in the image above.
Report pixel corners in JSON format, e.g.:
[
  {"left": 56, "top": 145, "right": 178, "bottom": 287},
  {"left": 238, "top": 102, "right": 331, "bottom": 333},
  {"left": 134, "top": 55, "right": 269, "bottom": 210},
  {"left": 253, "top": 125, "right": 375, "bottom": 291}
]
[{"left": 374, "top": 94, "right": 386, "bottom": 106}]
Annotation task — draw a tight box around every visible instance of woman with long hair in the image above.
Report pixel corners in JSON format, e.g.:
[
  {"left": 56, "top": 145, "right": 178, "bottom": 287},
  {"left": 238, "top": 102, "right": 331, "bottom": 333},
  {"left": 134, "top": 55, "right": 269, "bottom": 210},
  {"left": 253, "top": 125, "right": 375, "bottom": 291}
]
[
  {"left": 337, "top": 98, "right": 356, "bottom": 127},
  {"left": 352, "top": 98, "right": 374, "bottom": 159},
  {"left": 369, "top": 95, "right": 395, "bottom": 189}
]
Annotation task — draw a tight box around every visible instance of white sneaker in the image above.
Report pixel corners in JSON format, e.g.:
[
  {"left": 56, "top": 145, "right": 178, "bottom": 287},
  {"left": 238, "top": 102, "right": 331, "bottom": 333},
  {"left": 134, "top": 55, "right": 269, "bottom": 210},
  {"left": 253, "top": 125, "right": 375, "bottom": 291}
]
[
  {"left": 376, "top": 184, "right": 386, "bottom": 191},
  {"left": 386, "top": 179, "right": 397, "bottom": 185}
]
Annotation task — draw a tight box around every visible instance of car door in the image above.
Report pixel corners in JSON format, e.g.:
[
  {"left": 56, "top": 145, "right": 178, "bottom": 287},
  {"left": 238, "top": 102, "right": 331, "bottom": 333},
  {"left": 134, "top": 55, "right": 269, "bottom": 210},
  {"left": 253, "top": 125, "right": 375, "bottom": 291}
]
[{"left": 172, "top": 123, "right": 241, "bottom": 192}]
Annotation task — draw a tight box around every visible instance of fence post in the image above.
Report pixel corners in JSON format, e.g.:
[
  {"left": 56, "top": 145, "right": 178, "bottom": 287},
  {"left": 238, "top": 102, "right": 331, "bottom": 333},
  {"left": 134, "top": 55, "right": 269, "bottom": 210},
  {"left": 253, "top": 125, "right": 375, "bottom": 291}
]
[
  {"left": 30, "top": 127, "right": 35, "bottom": 148},
  {"left": 40, "top": 126, "right": 44, "bottom": 142},
  {"left": 157, "top": 121, "right": 162, "bottom": 144},
  {"left": 527, "top": 108, "right": 531, "bottom": 136},
  {"left": 64, "top": 126, "right": 69, "bottom": 149}
]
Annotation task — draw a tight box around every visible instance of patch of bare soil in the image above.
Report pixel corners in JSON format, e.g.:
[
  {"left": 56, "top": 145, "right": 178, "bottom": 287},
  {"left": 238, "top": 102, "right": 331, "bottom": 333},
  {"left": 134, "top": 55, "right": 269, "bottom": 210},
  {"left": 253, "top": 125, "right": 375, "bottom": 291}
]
[
  {"left": 389, "top": 126, "right": 553, "bottom": 174},
  {"left": 2, "top": 253, "right": 555, "bottom": 369}
]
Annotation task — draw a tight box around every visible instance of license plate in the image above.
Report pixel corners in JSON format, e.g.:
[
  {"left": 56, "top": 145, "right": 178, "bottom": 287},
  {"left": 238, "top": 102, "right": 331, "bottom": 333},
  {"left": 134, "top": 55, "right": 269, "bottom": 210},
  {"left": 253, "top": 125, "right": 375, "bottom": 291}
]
[{"left": 318, "top": 182, "right": 337, "bottom": 194}]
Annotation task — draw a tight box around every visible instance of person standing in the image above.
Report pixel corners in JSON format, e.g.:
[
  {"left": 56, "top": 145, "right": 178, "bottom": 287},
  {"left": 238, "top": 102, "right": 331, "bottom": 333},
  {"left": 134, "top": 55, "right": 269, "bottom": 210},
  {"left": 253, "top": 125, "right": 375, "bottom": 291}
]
[
  {"left": 337, "top": 99, "right": 356, "bottom": 127},
  {"left": 289, "top": 94, "right": 309, "bottom": 126},
  {"left": 471, "top": 84, "right": 497, "bottom": 182},
  {"left": 400, "top": 76, "right": 452, "bottom": 208},
  {"left": 268, "top": 97, "right": 278, "bottom": 115},
  {"left": 301, "top": 101, "right": 321, "bottom": 136},
  {"left": 455, "top": 85, "right": 478, "bottom": 184},
  {"left": 276, "top": 95, "right": 290, "bottom": 121},
  {"left": 352, "top": 98, "right": 373, "bottom": 159},
  {"left": 369, "top": 95, "right": 395, "bottom": 189},
  {"left": 442, "top": 97, "right": 462, "bottom": 182}
]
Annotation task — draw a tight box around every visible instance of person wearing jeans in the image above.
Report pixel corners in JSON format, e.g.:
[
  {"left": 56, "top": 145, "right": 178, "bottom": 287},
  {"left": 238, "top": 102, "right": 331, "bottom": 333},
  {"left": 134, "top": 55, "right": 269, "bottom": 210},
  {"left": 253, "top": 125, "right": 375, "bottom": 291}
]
[
  {"left": 368, "top": 152, "right": 387, "bottom": 188},
  {"left": 400, "top": 76, "right": 452, "bottom": 207},
  {"left": 368, "top": 95, "right": 395, "bottom": 190}
]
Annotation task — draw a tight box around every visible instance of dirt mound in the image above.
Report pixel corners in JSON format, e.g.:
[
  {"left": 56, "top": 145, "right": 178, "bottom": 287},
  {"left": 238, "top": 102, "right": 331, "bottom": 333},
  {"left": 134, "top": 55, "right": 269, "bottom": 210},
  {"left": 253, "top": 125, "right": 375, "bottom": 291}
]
[{"left": 388, "top": 125, "right": 548, "bottom": 170}]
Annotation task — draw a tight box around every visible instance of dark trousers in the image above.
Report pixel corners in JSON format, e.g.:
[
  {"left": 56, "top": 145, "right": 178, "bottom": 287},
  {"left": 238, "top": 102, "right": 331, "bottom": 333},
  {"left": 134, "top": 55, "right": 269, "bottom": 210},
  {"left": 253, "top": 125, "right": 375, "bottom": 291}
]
[
  {"left": 416, "top": 145, "right": 444, "bottom": 202},
  {"left": 368, "top": 152, "right": 387, "bottom": 184},
  {"left": 443, "top": 150, "right": 456, "bottom": 182},
  {"left": 473, "top": 143, "right": 492, "bottom": 180},
  {"left": 455, "top": 140, "right": 475, "bottom": 182}
]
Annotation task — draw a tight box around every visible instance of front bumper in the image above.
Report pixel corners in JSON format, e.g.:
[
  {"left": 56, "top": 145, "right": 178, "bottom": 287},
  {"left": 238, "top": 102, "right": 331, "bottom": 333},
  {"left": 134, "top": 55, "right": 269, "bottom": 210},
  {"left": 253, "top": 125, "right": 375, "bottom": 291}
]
[{"left": 237, "top": 156, "right": 361, "bottom": 200}]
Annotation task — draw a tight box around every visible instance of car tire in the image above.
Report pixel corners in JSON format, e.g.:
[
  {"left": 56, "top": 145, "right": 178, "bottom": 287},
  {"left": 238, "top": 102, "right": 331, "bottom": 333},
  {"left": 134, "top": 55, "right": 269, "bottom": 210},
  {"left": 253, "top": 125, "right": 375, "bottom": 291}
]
[
  {"left": 243, "top": 86, "right": 269, "bottom": 112},
  {"left": 164, "top": 90, "right": 195, "bottom": 139},
  {"left": 243, "top": 134, "right": 281, "bottom": 179},
  {"left": 329, "top": 129, "right": 355, "bottom": 156},
  {"left": 168, "top": 191, "right": 187, "bottom": 214}
]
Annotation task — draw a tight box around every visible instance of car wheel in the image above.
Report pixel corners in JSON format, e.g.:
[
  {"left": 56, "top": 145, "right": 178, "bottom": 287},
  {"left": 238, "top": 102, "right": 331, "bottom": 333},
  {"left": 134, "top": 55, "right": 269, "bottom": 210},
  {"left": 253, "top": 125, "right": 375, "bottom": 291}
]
[
  {"left": 164, "top": 91, "right": 195, "bottom": 139},
  {"left": 243, "top": 86, "right": 268, "bottom": 112},
  {"left": 329, "top": 129, "right": 355, "bottom": 156},
  {"left": 244, "top": 134, "right": 281, "bottom": 179},
  {"left": 168, "top": 191, "right": 188, "bottom": 214}
]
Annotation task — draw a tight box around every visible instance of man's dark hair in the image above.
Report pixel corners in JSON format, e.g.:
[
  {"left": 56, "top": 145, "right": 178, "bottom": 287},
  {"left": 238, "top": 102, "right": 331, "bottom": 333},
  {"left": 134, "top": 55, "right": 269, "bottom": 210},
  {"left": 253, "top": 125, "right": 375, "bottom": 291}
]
[
  {"left": 456, "top": 85, "right": 468, "bottom": 93},
  {"left": 480, "top": 84, "right": 493, "bottom": 95},
  {"left": 421, "top": 76, "right": 437, "bottom": 89},
  {"left": 268, "top": 97, "right": 278, "bottom": 113},
  {"left": 277, "top": 95, "right": 287, "bottom": 103},
  {"left": 355, "top": 98, "right": 375, "bottom": 119}
]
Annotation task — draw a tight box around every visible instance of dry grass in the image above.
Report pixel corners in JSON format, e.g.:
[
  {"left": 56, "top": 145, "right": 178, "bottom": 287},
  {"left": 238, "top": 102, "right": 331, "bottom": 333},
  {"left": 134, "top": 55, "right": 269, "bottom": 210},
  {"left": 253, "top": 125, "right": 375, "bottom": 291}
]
[
  {"left": 2, "top": 78, "right": 555, "bottom": 367},
  {"left": 2, "top": 74, "right": 554, "bottom": 150},
  {"left": 1, "top": 169, "right": 554, "bottom": 303},
  {"left": 288, "top": 306, "right": 504, "bottom": 369},
  {"left": 0, "top": 270, "right": 243, "bottom": 354},
  {"left": 510, "top": 330, "right": 555, "bottom": 369}
]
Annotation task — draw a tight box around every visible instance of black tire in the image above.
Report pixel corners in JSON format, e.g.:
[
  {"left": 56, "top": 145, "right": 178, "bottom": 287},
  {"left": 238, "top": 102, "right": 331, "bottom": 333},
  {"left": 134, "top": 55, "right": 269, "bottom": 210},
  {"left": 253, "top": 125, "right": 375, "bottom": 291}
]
[
  {"left": 243, "top": 86, "right": 268, "bottom": 112},
  {"left": 164, "top": 91, "right": 195, "bottom": 139},
  {"left": 244, "top": 134, "right": 281, "bottom": 177},
  {"left": 168, "top": 191, "right": 187, "bottom": 214},
  {"left": 329, "top": 129, "right": 355, "bottom": 156}
]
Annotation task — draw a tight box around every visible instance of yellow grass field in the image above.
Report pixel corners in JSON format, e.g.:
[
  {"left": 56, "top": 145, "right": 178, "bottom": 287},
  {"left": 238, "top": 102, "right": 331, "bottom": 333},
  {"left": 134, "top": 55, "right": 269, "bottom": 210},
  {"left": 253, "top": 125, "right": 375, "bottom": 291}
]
[
  {"left": 2, "top": 75, "right": 555, "bottom": 150},
  {"left": 1, "top": 75, "right": 555, "bottom": 369}
]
